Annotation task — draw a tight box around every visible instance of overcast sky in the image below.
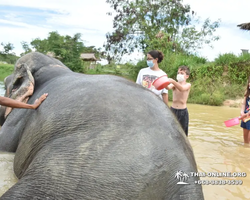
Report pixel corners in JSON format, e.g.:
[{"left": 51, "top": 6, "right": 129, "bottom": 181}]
[{"left": 0, "top": 0, "right": 249, "bottom": 64}]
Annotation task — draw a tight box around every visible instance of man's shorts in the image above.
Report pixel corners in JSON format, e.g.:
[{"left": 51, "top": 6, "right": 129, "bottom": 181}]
[{"left": 170, "top": 107, "right": 189, "bottom": 136}]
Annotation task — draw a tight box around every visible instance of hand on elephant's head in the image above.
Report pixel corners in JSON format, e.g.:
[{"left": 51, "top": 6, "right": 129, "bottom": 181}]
[
  {"left": 3, "top": 63, "right": 35, "bottom": 118},
  {"left": 32, "top": 93, "right": 48, "bottom": 109},
  {"left": 1, "top": 52, "right": 70, "bottom": 123}
]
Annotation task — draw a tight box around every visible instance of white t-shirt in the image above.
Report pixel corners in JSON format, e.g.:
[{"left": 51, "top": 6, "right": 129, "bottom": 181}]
[{"left": 136, "top": 67, "right": 168, "bottom": 99}]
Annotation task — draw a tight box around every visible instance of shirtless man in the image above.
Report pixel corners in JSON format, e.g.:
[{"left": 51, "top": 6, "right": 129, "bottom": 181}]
[{"left": 166, "top": 66, "right": 191, "bottom": 136}]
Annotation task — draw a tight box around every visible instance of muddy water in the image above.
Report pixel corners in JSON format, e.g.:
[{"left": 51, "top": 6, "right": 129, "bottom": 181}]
[
  {"left": 0, "top": 82, "right": 18, "bottom": 196},
  {"left": 187, "top": 103, "right": 250, "bottom": 200},
  {"left": 0, "top": 152, "right": 17, "bottom": 196},
  {"left": 0, "top": 81, "right": 249, "bottom": 199}
]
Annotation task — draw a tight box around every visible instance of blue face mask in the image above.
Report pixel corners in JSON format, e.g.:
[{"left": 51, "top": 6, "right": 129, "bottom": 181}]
[{"left": 147, "top": 60, "right": 154, "bottom": 68}]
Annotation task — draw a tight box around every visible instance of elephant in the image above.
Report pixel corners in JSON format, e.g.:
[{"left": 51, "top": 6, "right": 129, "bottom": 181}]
[{"left": 0, "top": 52, "right": 204, "bottom": 200}]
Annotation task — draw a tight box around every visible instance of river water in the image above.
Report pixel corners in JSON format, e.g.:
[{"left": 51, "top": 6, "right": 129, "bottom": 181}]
[{"left": 0, "top": 81, "right": 249, "bottom": 199}]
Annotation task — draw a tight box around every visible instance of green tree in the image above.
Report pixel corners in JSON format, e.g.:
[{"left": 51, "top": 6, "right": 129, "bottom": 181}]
[
  {"left": 105, "top": 0, "right": 220, "bottom": 59},
  {"left": 0, "top": 42, "right": 15, "bottom": 55},
  {"left": 20, "top": 41, "right": 32, "bottom": 56},
  {"left": 21, "top": 32, "right": 102, "bottom": 72},
  {"left": 144, "top": 32, "right": 183, "bottom": 54},
  {"left": 0, "top": 42, "right": 18, "bottom": 64}
]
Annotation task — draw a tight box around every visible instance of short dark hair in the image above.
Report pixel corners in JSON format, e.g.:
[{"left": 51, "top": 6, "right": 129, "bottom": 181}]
[
  {"left": 178, "top": 66, "right": 190, "bottom": 75},
  {"left": 148, "top": 50, "right": 164, "bottom": 63}
]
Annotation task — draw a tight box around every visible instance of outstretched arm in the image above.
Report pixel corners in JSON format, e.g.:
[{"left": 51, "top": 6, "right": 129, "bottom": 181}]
[
  {"left": 0, "top": 93, "right": 48, "bottom": 109},
  {"left": 168, "top": 78, "right": 191, "bottom": 91},
  {"left": 165, "top": 83, "right": 175, "bottom": 90}
]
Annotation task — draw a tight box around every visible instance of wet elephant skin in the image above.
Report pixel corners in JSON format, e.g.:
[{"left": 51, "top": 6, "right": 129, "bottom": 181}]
[{"left": 0, "top": 52, "right": 204, "bottom": 200}]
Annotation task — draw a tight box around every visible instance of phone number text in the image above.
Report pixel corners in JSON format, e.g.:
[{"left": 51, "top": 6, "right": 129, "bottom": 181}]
[{"left": 194, "top": 180, "right": 243, "bottom": 185}]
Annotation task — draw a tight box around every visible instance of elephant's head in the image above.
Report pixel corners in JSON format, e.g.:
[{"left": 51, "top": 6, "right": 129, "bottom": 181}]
[
  {"left": 0, "top": 64, "right": 35, "bottom": 124},
  {"left": 0, "top": 52, "right": 71, "bottom": 125}
]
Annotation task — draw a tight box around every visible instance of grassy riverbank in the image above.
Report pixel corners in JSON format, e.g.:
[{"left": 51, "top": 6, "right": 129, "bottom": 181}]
[
  {"left": 0, "top": 64, "right": 14, "bottom": 80},
  {"left": 0, "top": 64, "right": 14, "bottom": 81},
  {"left": 0, "top": 52, "right": 249, "bottom": 107},
  {"left": 83, "top": 53, "right": 249, "bottom": 106}
]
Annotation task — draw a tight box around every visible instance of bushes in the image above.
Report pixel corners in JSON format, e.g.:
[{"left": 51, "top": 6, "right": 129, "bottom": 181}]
[
  {"left": 227, "top": 62, "right": 250, "bottom": 84},
  {"left": 159, "top": 52, "right": 208, "bottom": 79},
  {"left": 0, "top": 54, "right": 19, "bottom": 64},
  {"left": 188, "top": 77, "right": 225, "bottom": 106},
  {"left": 156, "top": 51, "right": 249, "bottom": 106},
  {"left": 84, "top": 51, "right": 249, "bottom": 106},
  {"left": 189, "top": 64, "right": 223, "bottom": 81},
  {"left": 197, "top": 91, "right": 224, "bottom": 106},
  {"left": 128, "top": 60, "right": 147, "bottom": 81},
  {"left": 214, "top": 53, "right": 238, "bottom": 66},
  {"left": 223, "top": 84, "right": 245, "bottom": 100},
  {"left": 1, "top": 51, "right": 248, "bottom": 107},
  {"left": 215, "top": 53, "right": 250, "bottom": 84}
]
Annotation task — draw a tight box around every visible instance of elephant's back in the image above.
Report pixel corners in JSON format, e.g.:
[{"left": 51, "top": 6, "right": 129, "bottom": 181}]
[
  {"left": 33, "top": 73, "right": 171, "bottom": 127},
  {"left": 14, "top": 73, "right": 201, "bottom": 199}
]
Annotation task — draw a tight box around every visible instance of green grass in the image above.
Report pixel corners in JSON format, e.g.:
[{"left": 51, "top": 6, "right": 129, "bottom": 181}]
[{"left": 0, "top": 64, "right": 14, "bottom": 81}]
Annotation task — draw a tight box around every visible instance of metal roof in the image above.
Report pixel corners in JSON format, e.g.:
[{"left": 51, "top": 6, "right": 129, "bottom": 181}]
[
  {"left": 237, "top": 22, "right": 250, "bottom": 30},
  {"left": 80, "top": 53, "right": 99, "bottom": 61}
]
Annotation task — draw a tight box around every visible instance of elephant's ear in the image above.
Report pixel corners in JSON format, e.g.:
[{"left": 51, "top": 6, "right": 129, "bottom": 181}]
[
  {"left": 4, "top": 63, "right": 35, "bottom": 118},
  {"left": 0, "top": 75, "right": 13, "bottom": 125}
]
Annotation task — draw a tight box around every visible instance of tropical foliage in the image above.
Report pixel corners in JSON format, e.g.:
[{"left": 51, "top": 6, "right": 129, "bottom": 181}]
[
  {"left": 0, "top": 50, "right": 249, "bottom": 106},
  {"left": 105, "top": 0, "right": 220, "bottom": 61},
  {"left": 0, "top": 0, "right": 247, "bottom": 107},
  {"left": 20, "top": 32, "right": 105, "bottom": 72},
  {"left": 82, "top": 51, "right": 249, "bottom": 106},
  {"left": 0, "top": 42, "right": 19, "bottom": 64}
]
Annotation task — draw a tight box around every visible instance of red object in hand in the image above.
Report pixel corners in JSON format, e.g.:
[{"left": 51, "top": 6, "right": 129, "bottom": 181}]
[
  {"left": 224, "top": 117, "right": 241, "bottom": 127},
  {"left": 152, "top": 75, "right": 170, "bottom": 90}
]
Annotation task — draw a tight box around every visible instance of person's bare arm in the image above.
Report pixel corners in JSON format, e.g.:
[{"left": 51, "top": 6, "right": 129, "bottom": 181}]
[
  {"left": 168, "top": 78, "right": 191, "bottom": 91},
  {"left": 240, "top": 97, "right": 247, "bottom": 117},
  {"left": 0, "top": 93, "right": 48, "bottom": 109},
  {"left": 165, "top": 83, "right": 175, "bottom": 90},
  {"left": 162, "top": 93, "right": 168, "bottom": 106}
]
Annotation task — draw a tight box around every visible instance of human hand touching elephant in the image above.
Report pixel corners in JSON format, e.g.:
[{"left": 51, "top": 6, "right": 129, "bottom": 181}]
[
  {"left": 0, "top": 93, "right": 48, "bottom": 109},
  {"left": 32, "top": 93, "right": 48, "bottom": 109}
]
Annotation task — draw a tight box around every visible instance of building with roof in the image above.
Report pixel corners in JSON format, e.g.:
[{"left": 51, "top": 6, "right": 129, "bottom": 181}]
[
  {"left": 237, "top": 22, "right": 249, "bottom": 54},
  {"left": 237, "top": 22, "right": 250, "bottom": 31},
  {"left": 80, "top": 53, "right": 100, "bottom": 69}
]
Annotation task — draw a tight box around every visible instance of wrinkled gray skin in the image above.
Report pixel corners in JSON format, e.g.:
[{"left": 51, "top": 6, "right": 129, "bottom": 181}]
[{"left": 0, "top": 52, "right": 204, "bottom": 200}]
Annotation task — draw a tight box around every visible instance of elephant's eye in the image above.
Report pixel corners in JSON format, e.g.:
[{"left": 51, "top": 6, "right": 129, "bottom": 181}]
[{"left": 12, "top": 77, "right": 23, "bottom": 92}]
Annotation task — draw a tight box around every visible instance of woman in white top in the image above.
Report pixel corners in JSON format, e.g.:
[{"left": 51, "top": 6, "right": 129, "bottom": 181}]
[{"left": 136, "top": 50, "right": 168, "bottom": 105}]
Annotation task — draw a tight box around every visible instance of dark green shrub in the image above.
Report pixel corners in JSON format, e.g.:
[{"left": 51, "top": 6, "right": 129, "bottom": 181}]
[
  {"left": 189, "top": 64, "right": 223, "bottom": 81},
  {"left": 227, "top": 63, "right": 250, "bottom": 84}
]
